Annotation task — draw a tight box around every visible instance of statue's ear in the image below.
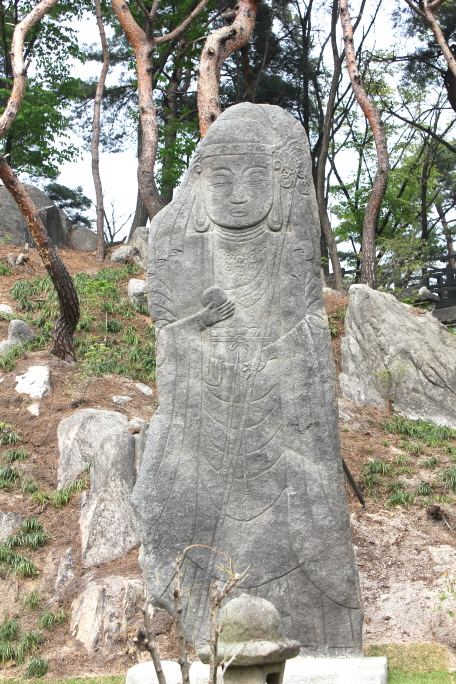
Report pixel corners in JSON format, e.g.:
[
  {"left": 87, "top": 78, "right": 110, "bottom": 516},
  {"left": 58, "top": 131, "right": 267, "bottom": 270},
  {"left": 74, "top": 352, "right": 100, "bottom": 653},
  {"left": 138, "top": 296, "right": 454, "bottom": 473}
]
[
  {"left": 193, "top": 163, "right": 210, "bottom": 233},
  {"left": 267, "top": 159, "right": 282, "bottom": 232}
]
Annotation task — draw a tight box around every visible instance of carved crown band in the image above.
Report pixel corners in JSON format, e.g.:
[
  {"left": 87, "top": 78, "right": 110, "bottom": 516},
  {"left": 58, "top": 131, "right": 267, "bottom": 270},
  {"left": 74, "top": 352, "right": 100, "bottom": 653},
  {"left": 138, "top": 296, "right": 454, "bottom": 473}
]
[{"left": 197, "top": 142, "right": 272, "bottom": 159}]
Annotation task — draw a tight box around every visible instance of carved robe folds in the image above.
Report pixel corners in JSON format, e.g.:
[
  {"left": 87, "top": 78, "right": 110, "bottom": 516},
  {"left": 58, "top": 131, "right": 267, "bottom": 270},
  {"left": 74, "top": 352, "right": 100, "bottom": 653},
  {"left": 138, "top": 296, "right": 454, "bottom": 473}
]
[{"left": 132, "top": 103, "right": 363, "bottom": 657}]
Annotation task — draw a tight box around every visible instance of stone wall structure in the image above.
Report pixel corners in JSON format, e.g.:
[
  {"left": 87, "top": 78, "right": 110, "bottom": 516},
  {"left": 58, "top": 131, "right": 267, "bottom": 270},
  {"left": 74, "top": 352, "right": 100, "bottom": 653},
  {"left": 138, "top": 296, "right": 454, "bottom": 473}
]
[{"left": 132, "top": 103, "right": 363, "bottom": 657}]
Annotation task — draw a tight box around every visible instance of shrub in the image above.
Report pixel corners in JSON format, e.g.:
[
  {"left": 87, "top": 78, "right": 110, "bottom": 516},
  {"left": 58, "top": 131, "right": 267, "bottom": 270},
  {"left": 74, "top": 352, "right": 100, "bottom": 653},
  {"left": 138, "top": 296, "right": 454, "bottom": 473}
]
[
  {"left": 380, "top": 415, "right": 456, "bottom": 445},
  {"left": 364, "top": 460, "right": 393, "bottom": 476},
  {"left": 25, "top": 656, "right": 48, "bottom": 677},
  {"left": 3, "top": 448, "right": 30, "bottom": 463},
  {"left": 38, "top": 609, "right": 67, "bottom": 630}
]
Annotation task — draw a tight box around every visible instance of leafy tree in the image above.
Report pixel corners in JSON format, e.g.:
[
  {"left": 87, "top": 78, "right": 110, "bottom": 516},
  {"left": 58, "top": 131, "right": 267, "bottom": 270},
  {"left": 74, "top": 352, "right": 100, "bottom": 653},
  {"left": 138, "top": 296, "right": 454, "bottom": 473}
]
[{"left": 44, "top": 182, "right": 93, "bottom": 227}]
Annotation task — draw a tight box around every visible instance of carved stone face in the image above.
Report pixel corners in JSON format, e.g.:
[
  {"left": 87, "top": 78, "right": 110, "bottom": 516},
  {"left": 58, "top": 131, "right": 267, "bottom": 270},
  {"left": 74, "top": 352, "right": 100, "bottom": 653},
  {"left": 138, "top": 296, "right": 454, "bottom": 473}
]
[{"left": 201, "top": 154, "right": 273, "bottom": 229}]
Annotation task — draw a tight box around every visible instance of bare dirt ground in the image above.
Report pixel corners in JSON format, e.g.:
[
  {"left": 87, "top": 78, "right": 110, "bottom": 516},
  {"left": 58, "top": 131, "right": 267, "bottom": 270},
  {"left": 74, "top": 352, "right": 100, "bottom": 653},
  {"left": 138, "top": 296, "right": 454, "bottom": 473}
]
[{"left": 0, "top": 249, "right": 455, "bottom": 677}]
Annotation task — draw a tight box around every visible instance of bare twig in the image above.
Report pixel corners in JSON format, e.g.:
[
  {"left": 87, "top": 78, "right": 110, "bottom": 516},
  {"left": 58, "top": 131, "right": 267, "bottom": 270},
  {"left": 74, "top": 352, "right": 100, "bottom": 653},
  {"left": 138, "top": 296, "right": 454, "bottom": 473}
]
[{"left": 134, "top": 600, "right": 167, "bottom": 684}]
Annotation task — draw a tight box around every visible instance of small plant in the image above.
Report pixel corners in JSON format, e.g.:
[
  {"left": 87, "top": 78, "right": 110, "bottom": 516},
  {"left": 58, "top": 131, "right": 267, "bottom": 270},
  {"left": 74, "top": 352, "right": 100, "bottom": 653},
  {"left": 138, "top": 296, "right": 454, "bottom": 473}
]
[
  {"left": 3, "top": 447, "right": 30, "bottom": 462},
  {"left": 380, "top": 415, "right": 456, "bottom": 445},
  {"left": 396, "top": 466, "right": 413, "bottom": 475},
  {"left": 21, "top": 479, "right": 38, "bottom": 494},
  {"left": 21, "top": 590, "right": 42, "bottom": 611},
  {"left": 25, "top": 656, "right": 48, "bottom": 677},
  {"left": 30, "top": 470, "right": 89, "bottom": 509},
  {"left": 401, "top": 441, "right": 425, "bottom": 456},
  {"left": 422, "top": 456, "right": 438, "bottom": 468},
  {"left": 381, "top": 439, "right": 390, "bottom": 447},
  {"left": 0, "top": 617, "right": 19, "bottom": 642},
  {"left": 376, "top": 361, "right": 410, "bottom": 407},
  {"left": 363, "top": 473, "right": 379, "bottom": 489},
  {"left": 386, "top": 482, "right": 415, "bottom": 507},
  {"left": 364, "top": 459, "right": 393, "bottom": 476},
  {"left": 0, "top": 466, "right": 19, "bottom": 482},
  {"left": 441, "top": 467, "right": 456, "bottom": 493},
  {"left": 0, "top": 429, "right": 21, "bottom": 446},
  {"left": 434, "top": 573, "right": 456, "bottom": 620},
  {"left": 106, "top": 318, "right": 122, "bottom": 333},
  {"left": 38, "top": 609, "right": 67, "bottom": 630},
  {"left": 0, "top": 263, "right": 13, "bottom": 276},
  {"left": 0, "top": 545, "right": 37, "bottom": 577},
  {"left": 415, "top": 482, "right": 433, "bottom": 496},
  {"left": 395, "top": 453, "right": 409, "bottom": 465}
]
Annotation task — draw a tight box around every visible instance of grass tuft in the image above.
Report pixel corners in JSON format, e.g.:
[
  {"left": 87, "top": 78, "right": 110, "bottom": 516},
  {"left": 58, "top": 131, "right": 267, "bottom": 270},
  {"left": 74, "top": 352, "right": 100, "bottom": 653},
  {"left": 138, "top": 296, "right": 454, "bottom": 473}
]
[
  {"left": 2, "top": 447, "right": 30, "bottom": 462},
  {"left": 38, "top": 609, "right": 67, "bottom": 630},
  {"left": 380, "top": 415, "right": 456, "bottom": 445},
  {"left": 25, "top": 655, "right": 48, "bottom": 677}
]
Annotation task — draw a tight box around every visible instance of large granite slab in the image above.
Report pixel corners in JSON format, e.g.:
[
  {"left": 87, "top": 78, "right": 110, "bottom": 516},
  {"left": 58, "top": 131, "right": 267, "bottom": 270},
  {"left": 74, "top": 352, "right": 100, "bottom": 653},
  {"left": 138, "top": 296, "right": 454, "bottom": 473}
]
[{"left": 132, "top": 103, "right": 363, "bottom": 656}]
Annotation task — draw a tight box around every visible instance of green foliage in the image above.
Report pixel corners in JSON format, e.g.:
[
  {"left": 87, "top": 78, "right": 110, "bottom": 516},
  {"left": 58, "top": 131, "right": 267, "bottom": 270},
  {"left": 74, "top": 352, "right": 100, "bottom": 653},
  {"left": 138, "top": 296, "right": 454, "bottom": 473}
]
[
  {"left": 364, "top": 460, "right": 393, "bottom": 476},
  {"left": 422, "top": 456, "right": 439, "bottom": 468},
  {"left": 0, "top": 545, "right": 37, "bottom": 577},
  {"left": 0, "top": 466, "right": 19, "bottom": 482},
  {"left": 38, "top": 609, "right": 67, "bottom": 630},
  {"left": 0, "top": 422, "right": 21, "bottom": 446},
  {"left": 387, "top": 487, "right": 416, "bottom": 508},
  {"left": 21, "top": 590, "right": 42, "bottom": 611},
  {"left": 441, "top": 468, "right": 456, "bottom": 493},
  {"left": 0, "top": 264, "right": 12, "bottom": 276},
  {"left": 380, "top": 416, "right": 456, "bottom": 445},
  {"left": 106, "top": 319, "right": 122, "bottom": 333},
  {"left": 3, "top": 448, "right": 30, "bottom": 463},
  {"left": 25, "top": 656, "right": 49, "bottom": 677},
  {"left": 30, "top": 470, "right": 89, "bottom": 509},
  {"left": 415, "top": 482, "right": 433, "bottom": 496},
  {"left": 45, "top": 183, "right": 92, "bottom": 228},
  {"left": 0, "top": 617, "right": 19, "bottom": 642},
  {"left": 0, "top": 344, "right": 22, "bottom": 372},
  {"left": 376, "top": 361, "right": 410, "bottom": 401},
  {"left": 395, "top": 454, "right": 409, "bottom": 465}
]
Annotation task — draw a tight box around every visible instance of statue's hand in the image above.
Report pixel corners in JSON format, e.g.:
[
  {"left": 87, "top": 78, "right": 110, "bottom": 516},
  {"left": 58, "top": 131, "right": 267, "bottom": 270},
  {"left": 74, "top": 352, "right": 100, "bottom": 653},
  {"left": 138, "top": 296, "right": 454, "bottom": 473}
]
[{"left": 199, "top": 300, "right": 235, "bottom": 328}]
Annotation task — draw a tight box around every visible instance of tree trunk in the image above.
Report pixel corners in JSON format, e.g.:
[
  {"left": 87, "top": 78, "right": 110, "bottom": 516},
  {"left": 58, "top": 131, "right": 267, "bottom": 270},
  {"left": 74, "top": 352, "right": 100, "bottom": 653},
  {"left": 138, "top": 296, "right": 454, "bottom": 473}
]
[
  {"left": 92, "top": 0, "right": 110, "bottom": 262},
  {"left": 315, "top": 0, "right": 344, "bottom": 290},
  {"left": 340, "top": 0, "right": 389, "bottom": 289},
  {"left": 197, "top": 0, "right": 259, "bottom": 138},
  {"left": 0, "top": 158, "right": 79, "bottom": 360},
  {"left": 436, "top": 203, "right": 455, "bottom": 267}
]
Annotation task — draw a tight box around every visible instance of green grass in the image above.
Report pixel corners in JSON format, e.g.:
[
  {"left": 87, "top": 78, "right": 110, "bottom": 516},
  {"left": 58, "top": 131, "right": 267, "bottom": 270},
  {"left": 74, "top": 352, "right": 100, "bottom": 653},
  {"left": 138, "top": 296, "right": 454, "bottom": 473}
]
[
  {"left": 0, "top": 519, "right": 47, "bottom": 577},
  {"left": 2, "top": 447, "right": 30, "bottom": 462},
  {"left": 380, "top": 415, "right": 456, "bottom": 446},
  {"left": 0, "top": 263, "right": 13, "bottom": 276},
  {"left": 25, "top": 656, "right": 49, "bottom": 677},
  {"left": 30, "top": 470, "right": 89, "bottom": 509},
  {"left": 8, "top": 263, "right": 156, "bottom": 382},
  {"left": 0, "top": 615, "right": 43, "bottom": 664},
  {"left": 38, "top": 609, "right": 67, "bottom": 630},
  {"left": 365, "top": 643, "right": 454, "bottom": 682},
  {"left": 21, "top": 590, "right": 42, "bottom": 611},
  {"left": 365, "top": 459, "right": 393, "bottom": 476},
  {"left": 441, "top": 467, "right": 456, "bottom": 492}
]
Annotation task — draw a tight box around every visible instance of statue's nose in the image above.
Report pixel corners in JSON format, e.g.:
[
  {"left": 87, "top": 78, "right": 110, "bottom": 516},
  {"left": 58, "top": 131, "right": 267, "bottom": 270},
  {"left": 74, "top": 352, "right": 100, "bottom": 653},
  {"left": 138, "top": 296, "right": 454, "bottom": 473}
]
[{"left": 230, "top": 179, "right": 248, "bottom": 204}]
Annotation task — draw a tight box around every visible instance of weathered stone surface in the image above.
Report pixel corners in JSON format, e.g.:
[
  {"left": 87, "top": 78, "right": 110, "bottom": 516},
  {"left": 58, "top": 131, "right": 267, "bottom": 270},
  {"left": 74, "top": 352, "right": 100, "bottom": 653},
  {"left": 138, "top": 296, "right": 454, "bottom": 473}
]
[
  {"left": 55, "top": 548, "right": 74, "bottom": 591},
  {"left": 323, "top": 287, "right": 344, "bottom": 297},
  {"left": 0, "top": 340, "right": 15, "bottom": 355},
  {"left": 0, "top": 510, "right": 22, "bottom": 541},
  {"left": 112, "top": 395, "right": 132, "bottom": 406},
  {"left": 129, "top": 226, "right": 149, "bottom": 269},
  {"left": 8, "top": 319, "right": 34, "bottom": 343},
  {"left": 128, "top": 657, "right": 388, "bottom": 684},
  {"left": 15, "top": 366, "right": 50, "bottom": 399},
  {"left": 0, "top": 304, "right": 13, "bottom": 315},
  {"left": 57, "top": 408, "right": 129, "bottom": 489},
  {"left": 7, "top": 254, "right": 16, "bottom": 268},
  {"left": 69, "top": 226, "right": 98, "bottom": 251},
  {"left": 340, "top": 284, "right": 456, "bottom": 428},
  {"left": 80, "top": 432, "right": 139, "bottom": 566},
  {"left": 70, "top": 575, "right": 143, "bottom": 652},
  {"left": 111, "top": 244, "right": 132, "bottom": 263},
  {"left": 126, "top": 661, "right": 184, "bottom": 684},
  {"left": 134, "top": 382, "right": 153, "bottom": 396},
  {"left": 198, "top": 595, "right": 300, "bottom": 666},
  {"left": 133, "top": 103, "right": 362, "bottom": 656},
  {"left": 128, "top": 278, "right": 147, "bottom": 305},
  {"left": 0, "top": 185, "right": 71, "bottom": 246}
]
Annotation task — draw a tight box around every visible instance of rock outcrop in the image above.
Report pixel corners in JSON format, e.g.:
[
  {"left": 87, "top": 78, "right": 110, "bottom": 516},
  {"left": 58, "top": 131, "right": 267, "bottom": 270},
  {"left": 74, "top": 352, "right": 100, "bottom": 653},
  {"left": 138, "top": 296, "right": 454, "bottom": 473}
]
[
  {"left": 15, "top": 365, "right": 50, "bottom": 399},
  {"left": 0, "top": 510, "right": 22, "bottom": 540},
  {"left": 340, "top": 284, "right": 456, "bottom": 428},
  {"left": 69, "top": 226, "right": 98, "bottom": 252},
  {"left": 57, "top": 409, "right": 129, "bottom": 489},
  {"left": 0, "top": 185, "right": 72, "bottom": 246},
  {"left": 80, "top": 432, "right": 139, "bottom": 566},
  {"left": 127, "top": 279, "right": 147, "bottom": 305},
  {"left": 129, "top": 226, "right": 148, "bottom": 269}
]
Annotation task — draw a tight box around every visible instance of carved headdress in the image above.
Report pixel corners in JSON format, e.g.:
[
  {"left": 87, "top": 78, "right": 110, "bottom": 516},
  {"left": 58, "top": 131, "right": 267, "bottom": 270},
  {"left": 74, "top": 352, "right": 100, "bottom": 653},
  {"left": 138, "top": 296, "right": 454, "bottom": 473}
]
[{"left": 149, "top": 103, "right": 313, "bottom": 265}]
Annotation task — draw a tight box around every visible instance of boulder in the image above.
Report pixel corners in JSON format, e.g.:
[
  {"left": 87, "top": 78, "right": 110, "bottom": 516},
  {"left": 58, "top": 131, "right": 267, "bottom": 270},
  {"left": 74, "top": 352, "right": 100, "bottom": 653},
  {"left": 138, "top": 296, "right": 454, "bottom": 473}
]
[
  {"left": 15, "top": 366, "right": 50, "bottom": 399},
  {"left": 0, "top": 305, "right": 13, "bottom": 316},
  {"left": 340, "top": 284, "right": 456, "bottom": 428},
  {"left": 129, "top": 226, "right": 149, "bottom": 269},
  {"left": 0, "top": 340, "right": 15, "bottom": 355},
  {"left": 134, "top": 382, "right": 153, "bottom": 396},
  {"left": 0, "top": 510, "right": 22, "bottom": 541},
  {"left": 0, "top": 185, "right": 71, "bottom": 246},
  {"left": 57, "top": 408, "right": 129, "bottom": 489},
  {"left": 69, "top": 226, "right": 98, "bottom": 252},
  {"left": 112, "top": 395, "right": 132, "bottom": 406},
  {"left": 55, "top": 548, "right": 74, "bottom": 591},
  {"left": 126, "top": 661, "right": 186, "bottom": 684},
  {"left": 71, "top": 575, "right": 143, "bottom": 651},
  {"left": 111, "top": 244, "right": 132, "bottom": 263},
  {"left": 128, "top": 279, "right": 147, "bottom": 305},
  {"left": 8, "top": 319, "right": 34, "bottom": 344},
  {"left": 80, "top": 432, "right": 139, "bottom": 566}
]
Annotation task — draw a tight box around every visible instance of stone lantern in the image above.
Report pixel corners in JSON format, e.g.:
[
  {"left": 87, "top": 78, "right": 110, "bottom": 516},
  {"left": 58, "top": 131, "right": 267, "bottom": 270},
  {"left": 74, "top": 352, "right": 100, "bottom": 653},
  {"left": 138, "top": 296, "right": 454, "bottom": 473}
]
[{"left": 198, "top": 594, "right": 300, "bottom": 684}]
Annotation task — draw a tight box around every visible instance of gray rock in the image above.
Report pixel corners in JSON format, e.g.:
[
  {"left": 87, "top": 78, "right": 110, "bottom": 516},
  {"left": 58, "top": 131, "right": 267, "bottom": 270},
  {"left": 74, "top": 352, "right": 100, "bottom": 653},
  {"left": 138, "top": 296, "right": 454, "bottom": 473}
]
[
  {"left": 55, "top": 548, "right": 74, "bottom": 591},
  {"left": 418, "top": 285, "right": 439, "bottom": 302},
  {"left": 340, "top": 284, "right": 456, "bottom": 428},
  {"left": 0, "top": 340, "right": 15, "bottom": 355},
  {"left": 15, "top": 365, "right": 50, "bottom": 399},
  {"left": 71, "top": 575, "right": 143, "bottom": 652},
  {"left": 134, "top": 382, "right": 153, "bottom": 396},
  {"left": 323, "top": 286, "right": 345, "bottom": 297},
  {"left": 129, "top": 226, "right": 149, "bottom": 269},
  {"left": 80, "top": 432, "right": 140, "bottom": 566},
  {"left": 198, "top": 594, "right": 300, "bottom": 666},
  {"left": 57, "top": 408, "right": 129, "bottom": 490},
  {"left": 133, "top": 103, "right": 362, "bottom": 656},
  {"left": 111, "top": 244, "right": 132, "bottom": 263},
  {"left": 0, "top": 185, "right": 71, "bottom": 247},
  {"left": 69, "top": 226, "right": 98, "bottom": 252},
  {"left": 128, "top": 278, "right": 147, "bottom": 305},
  {"left": 112, "top": 395, "right": 132, "bottom": 406},
  {"left": 8, "top": 319, "right": 34, "bottom": 343},
  {"left": 0, "top": 510, "right": 22, "bottom": 541},
  {"left": 0, "top": 304, "right": 13, "bottom": 316},
  {"left": 7, "top": 254, "right": 16, "bottom": 268},
  {"left": 15, "top": 253, "right": 26, "bottom": 265}
]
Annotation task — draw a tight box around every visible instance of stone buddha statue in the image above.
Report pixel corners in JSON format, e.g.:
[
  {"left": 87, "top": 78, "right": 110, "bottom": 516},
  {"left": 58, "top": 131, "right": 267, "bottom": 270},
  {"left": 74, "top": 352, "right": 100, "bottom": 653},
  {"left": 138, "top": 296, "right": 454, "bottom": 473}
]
[{"left": 132, "top": 103, "right": 363, "bottom": 657}]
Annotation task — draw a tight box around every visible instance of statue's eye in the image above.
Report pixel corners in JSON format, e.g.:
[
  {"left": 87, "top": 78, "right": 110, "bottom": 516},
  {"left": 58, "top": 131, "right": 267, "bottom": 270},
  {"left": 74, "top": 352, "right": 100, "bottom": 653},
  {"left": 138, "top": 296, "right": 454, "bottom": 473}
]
[
  {"left": 211, "top": 173, "right": 232, "bottom": 186},
  {"left": 245, "top": 169, "right": 267, "bottom": 184}
]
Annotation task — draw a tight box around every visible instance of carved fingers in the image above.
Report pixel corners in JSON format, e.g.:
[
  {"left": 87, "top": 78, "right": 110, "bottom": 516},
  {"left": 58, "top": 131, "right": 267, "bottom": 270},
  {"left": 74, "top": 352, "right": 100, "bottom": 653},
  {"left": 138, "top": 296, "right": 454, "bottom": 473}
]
[{"left": 199, "top": 299, "right": 235, "bottom": 327}]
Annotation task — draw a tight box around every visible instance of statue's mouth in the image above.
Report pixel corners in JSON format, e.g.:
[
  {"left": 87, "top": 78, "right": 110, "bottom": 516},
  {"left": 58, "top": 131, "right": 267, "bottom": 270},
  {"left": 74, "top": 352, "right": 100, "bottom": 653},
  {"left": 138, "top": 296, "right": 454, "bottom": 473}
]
[{"left": 230, "top": 209, "right": 247, "bottom": 216}]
